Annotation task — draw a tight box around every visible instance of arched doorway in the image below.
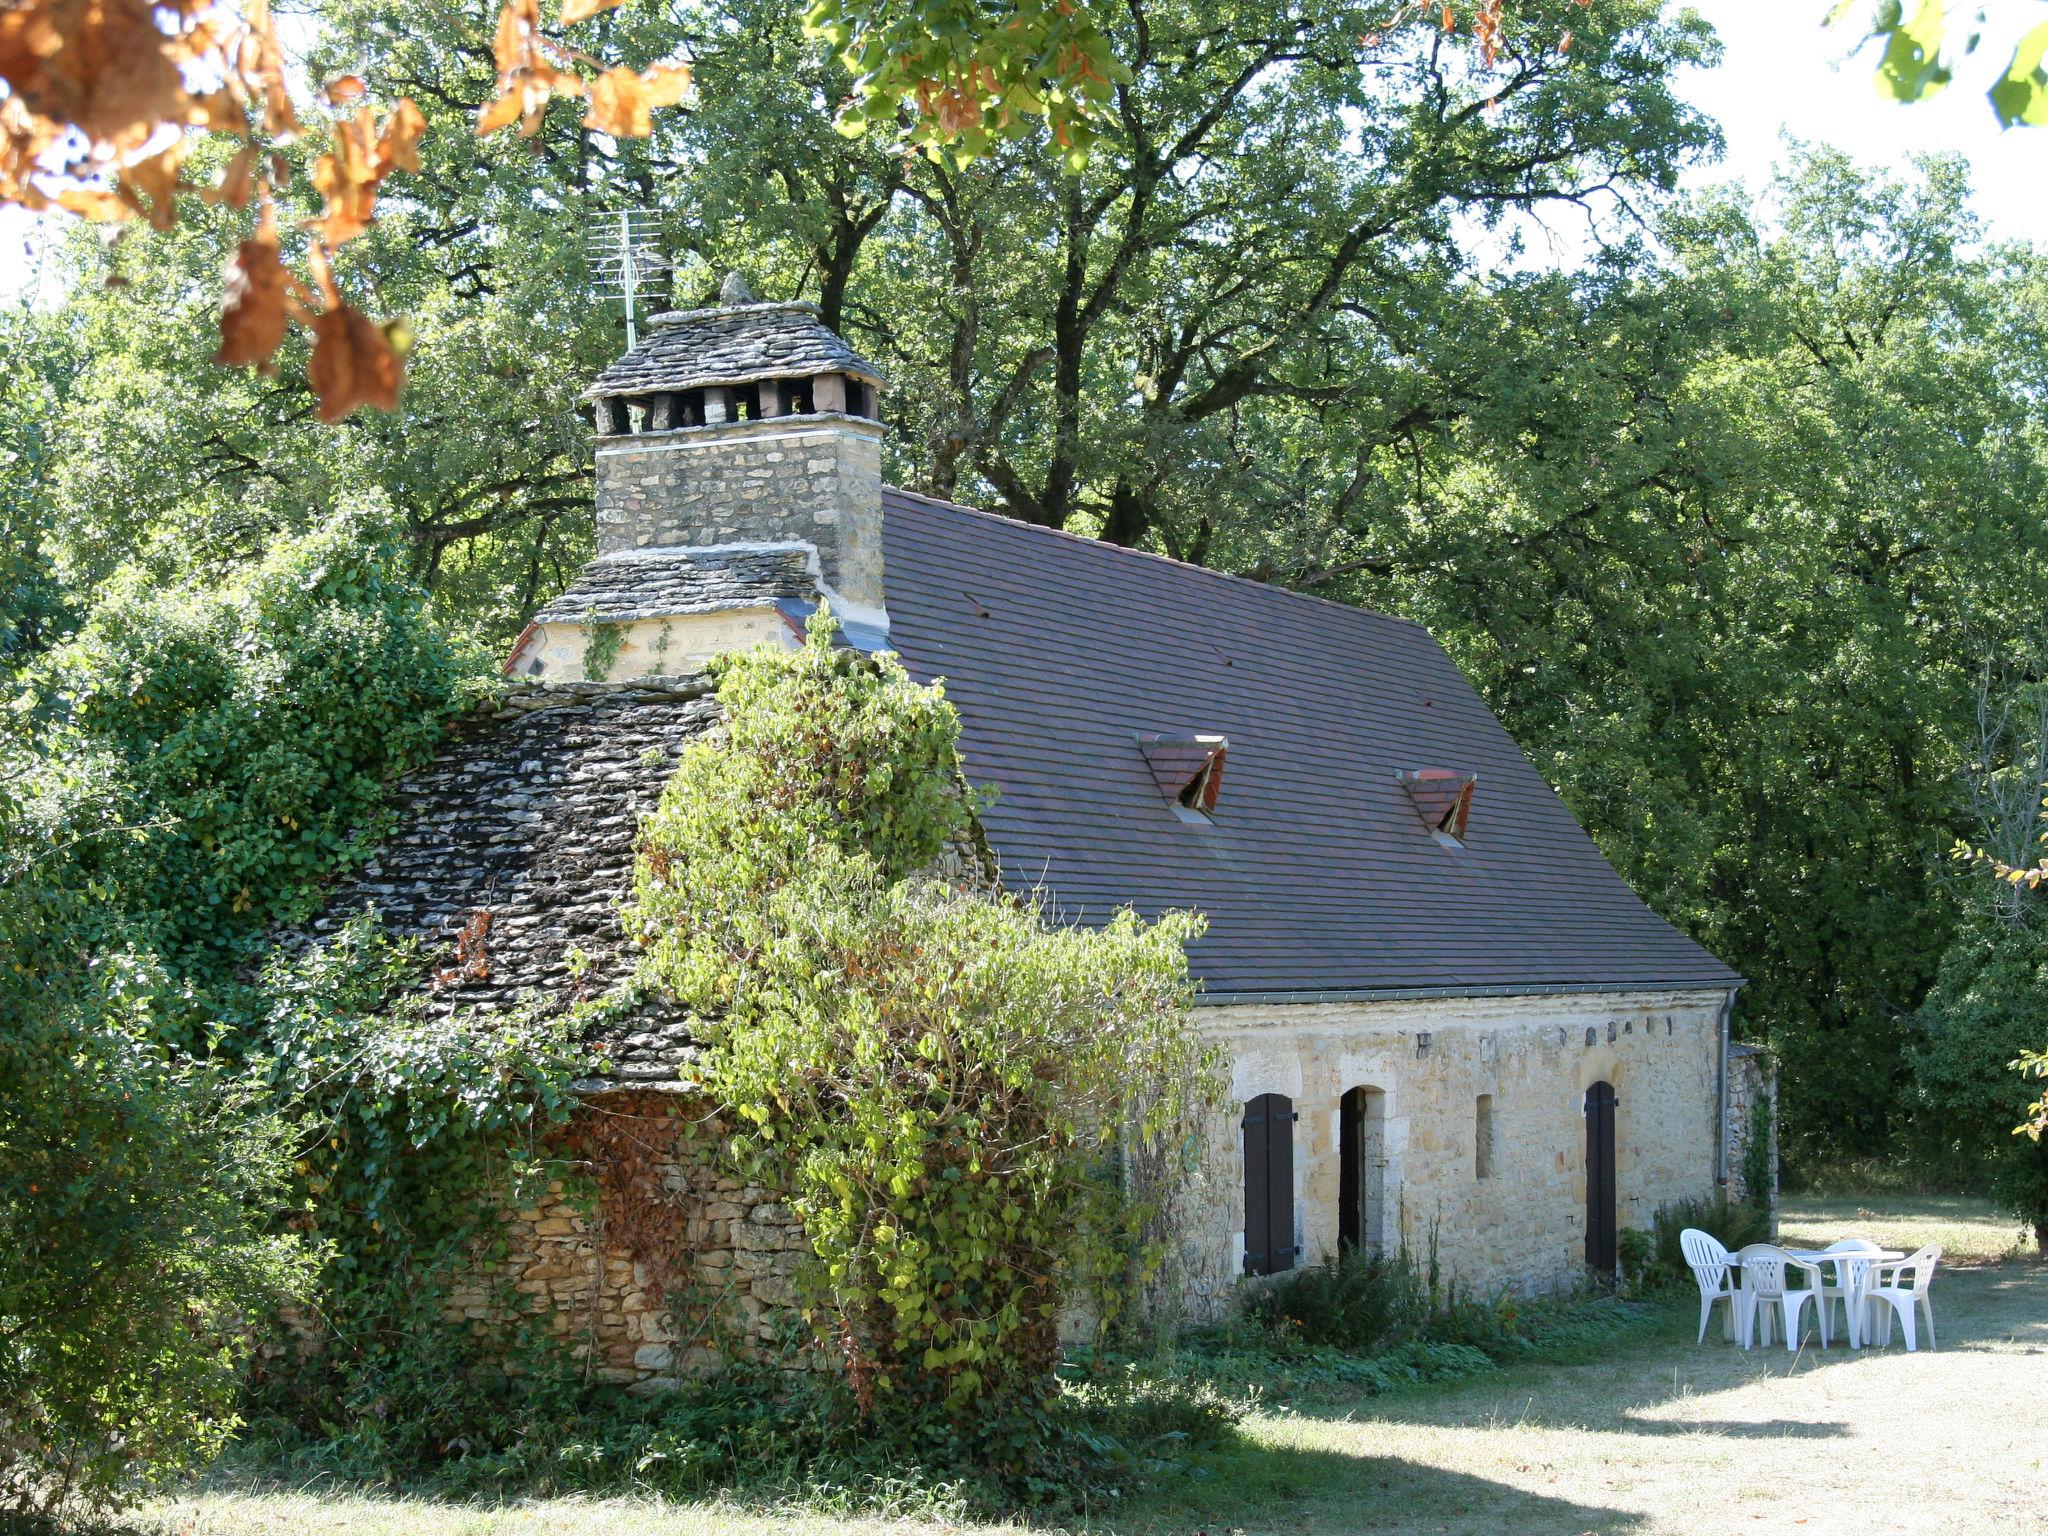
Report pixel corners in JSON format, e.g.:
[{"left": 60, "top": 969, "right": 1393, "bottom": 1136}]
[
  {"left": 1338, "top": 1086, "right": 1388, "bottom": 1256},
  {"left": 1584, "top": 1080, "right": 1617, "bottom": 1275}
]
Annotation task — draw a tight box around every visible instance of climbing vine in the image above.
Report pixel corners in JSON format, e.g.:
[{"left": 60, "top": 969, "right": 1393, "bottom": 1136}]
[{"left": 628, "top": 616, "right": 1221, "bottom": 1435}]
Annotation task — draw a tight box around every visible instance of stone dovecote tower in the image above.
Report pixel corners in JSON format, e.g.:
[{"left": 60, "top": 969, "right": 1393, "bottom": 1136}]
[{"left": 507, "top": 279, "right": 888, "bottom": 680}]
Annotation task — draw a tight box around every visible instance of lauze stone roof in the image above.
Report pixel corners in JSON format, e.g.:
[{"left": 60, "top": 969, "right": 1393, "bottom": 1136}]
[
  {"left": 531, "top": 547, "right": 817, "bottom": 626},
  {"left": 584, "top": 301, "right": 884, "bottom": 400},
  {"left": 305, "top": 677, "right": 716, "bottom": 1083}
]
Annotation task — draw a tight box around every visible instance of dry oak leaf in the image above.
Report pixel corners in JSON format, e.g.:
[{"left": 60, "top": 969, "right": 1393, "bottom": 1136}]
[
  {"left": 376, "top": 97, "right": 426, "bottom": 174},
  {"left": 215, "top": 227, "right": 287, "bottom": 372},
  {"left": 560, "top": 0, "right": 626, "bottom": 23},
  {"left": 308, "top": 303, "right": 404, "bottom": 422},
  {"left": 640, "top": 62, "right": 692, "bottom": 108},
  {"left": 119, "top": 133, "right": 184, "bottom": 228},
  {"left": 584, "top": 66, "right": 651, "bottom": 137},
  {"left": 0, "top": 0, "right": 190, "bottom": 151}
]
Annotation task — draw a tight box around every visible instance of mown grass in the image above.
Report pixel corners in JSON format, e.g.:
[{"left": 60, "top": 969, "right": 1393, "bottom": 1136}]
[{"left": 134, "top": 1196, "right": 2047, "bottom": 1536}]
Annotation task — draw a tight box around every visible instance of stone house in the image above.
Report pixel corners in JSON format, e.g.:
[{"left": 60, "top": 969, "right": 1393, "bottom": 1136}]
[{"left": 313, "top": 284, "right": 1754, "bottom": 1387}]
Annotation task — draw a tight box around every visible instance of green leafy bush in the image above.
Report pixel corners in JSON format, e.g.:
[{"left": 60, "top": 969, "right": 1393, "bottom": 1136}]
[
  {"left": 18, "top": 504, "right": 466, "bottom": 1027},
  {"left": 628, "top": 616, "right": 1220, "bottom": 1457},
  {"left": 241, "top": 914, "right": 596, "bottom": 1471},
  {"left": 1905, "top": 917, "right": 2048, "bottom": 1250},
  {"left": 1648, "top": 1194, "right": 1774, "bottom": 1285},
  {"left": 0, "top": 859, "right": 312, "bottom": 1523},
  {"left": 1241, "top": 1245, "right": 1426, "bottom": 1353}
]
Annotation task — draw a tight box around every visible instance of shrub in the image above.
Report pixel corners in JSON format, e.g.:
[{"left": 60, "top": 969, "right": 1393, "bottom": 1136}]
[
  {"left": 1241, "top": 1245, "right": 1426, "bottom": 1352},
  {"left": 628, "top": 616, "right": 1220, "bottom": 1457},
  {"left": 1905, "top": 916, "right": 2048, "bottom": 1251},
  {"left": 1648, "top": 1193, "right": 1773, "bottom": 1284},
  {"left": 0, "top": 861, "right": 311, "bottom": 1524},
  {"left": 239, "top": 914, "right": 595, "bottom": 1473},
  {"left": 19, "top": 503, "right": 465, "bottom": 1030}
]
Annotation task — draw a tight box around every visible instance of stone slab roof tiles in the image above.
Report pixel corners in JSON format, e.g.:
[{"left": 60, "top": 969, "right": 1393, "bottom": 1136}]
[
  {"left": 531, "top": 547, "right": 817, "bottom": 626},
  {"left": 584, "top": 301, "right": 884, "bottom": 400},
  {"left": 303, "top": 677, "right": 716, "bottom": 1082}
]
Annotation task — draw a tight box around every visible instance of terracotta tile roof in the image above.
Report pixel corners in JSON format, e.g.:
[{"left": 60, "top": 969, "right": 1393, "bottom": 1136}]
[{"left": 880, "top": 487, "right": 1741, "bottom": 1000}]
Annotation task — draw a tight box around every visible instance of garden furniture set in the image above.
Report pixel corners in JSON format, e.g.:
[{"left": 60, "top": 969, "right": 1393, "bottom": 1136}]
[{"left": 1681, "top": 1228, "right": 1942, "bottom": 1352}]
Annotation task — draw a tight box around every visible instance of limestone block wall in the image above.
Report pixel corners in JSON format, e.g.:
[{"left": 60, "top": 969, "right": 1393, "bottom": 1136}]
[
  {"left": 1181, "top": 986, "right": 1733, "bottom": 1316},
  {"left": 595, "top": 415, "right": 886, "bottom": 615}
]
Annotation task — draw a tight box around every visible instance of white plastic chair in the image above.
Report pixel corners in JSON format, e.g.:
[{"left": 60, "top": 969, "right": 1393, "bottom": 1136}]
[
  {"left": 1814, "top": 1238, "right": 1884, "bottom": 1348},
  {"left": 1680, "top": 1228, "right": 1737, "bottom": 1344},
  {"left": 1862, "top": 1244, "right": 1942, "bottom": 1351},
  {"left": 1733, "top": 1243, "right": 1828, "bottom": 1351}
]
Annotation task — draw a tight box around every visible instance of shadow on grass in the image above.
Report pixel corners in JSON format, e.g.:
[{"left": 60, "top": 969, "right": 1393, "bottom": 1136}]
[{"left": 1084, "top": 1438, "right": 1644, "bottom": 1536}]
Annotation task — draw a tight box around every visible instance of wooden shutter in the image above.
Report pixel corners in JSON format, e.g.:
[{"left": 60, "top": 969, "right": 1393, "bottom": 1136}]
[
  {"left": 1242, "top": 1093, "right": 1297, "bottom": 1276},
  {"left": 1585, "top": 1081, "right": 1617, "bottom": 1274}
]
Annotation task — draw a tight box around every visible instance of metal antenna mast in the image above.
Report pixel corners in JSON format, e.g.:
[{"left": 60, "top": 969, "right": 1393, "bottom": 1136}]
[{"left": 586, "top": 208, "right": 670, "bottom": 349}]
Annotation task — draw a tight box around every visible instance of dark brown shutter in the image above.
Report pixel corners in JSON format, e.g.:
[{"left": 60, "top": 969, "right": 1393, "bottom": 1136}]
[
  {"left": 1585, "top": 1081, "right": 1617, "bottom": 1274},
  {"left": 1242, "top": 1093, "right": 1297, "bottom": 1276}
]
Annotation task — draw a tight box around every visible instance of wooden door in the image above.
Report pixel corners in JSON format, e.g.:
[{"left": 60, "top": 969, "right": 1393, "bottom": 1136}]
[{"left": 1585, "top": 1081, "right": 1617, "bottom": 1274}]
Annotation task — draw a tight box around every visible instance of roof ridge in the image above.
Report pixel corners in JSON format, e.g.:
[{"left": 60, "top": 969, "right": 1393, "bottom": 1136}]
[{"left": 880, "top": 484, "right": 1428, "bottom": 634}]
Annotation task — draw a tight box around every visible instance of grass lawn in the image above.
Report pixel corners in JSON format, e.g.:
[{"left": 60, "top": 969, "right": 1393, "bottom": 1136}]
[{"left": 135, "top": 1197, "right": 2045, "bottom": 1536}]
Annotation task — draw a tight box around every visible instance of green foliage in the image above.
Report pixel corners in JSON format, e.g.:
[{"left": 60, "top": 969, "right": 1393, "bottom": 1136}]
[
  {"left": 630, "top": 616, "right": 1219, "bottom": 1447},
  {"left": 0, "top": 854, "right": 312, "bottom": 1523},
  {"left": 1744, "top": 1090, "right": 1776, "bottom": 1210},
  {"left": 242, "top": 914, "right": 598, "bottom": 1469},
  {"left": 1646, "top": 1194, "right": 1774, "bottom": 1287},
  {"left": 1831, "top": 0, "right": 2048, "bottom": 126},
  {"left": 807, "top": 0, "right": 1127, "bottom": 169},
  {"left": 1905, "top": 915, "right": 2048, "bottom": 1249},
  {"left": 1241, "top": 1246, "right": 1425, "bottom": 1354},
  {"left": 14, "top": 506, "right": 466, "bottom": 1024},
  {"left": 581, "top": 619, "right": 625, "bottom": 682}
]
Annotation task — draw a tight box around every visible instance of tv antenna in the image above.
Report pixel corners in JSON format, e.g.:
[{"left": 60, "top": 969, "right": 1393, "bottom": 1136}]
[{"left": 587, "top": 207, "right": 671, "bottom": 349}]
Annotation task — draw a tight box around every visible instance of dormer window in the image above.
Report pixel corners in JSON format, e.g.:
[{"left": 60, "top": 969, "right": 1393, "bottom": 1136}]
[
  {"left": 1137, "top": 733, "right": 1228, "bottom": 823},
  {"left": 1399, "top": 769, "right": 1476, "bottom": 846}
]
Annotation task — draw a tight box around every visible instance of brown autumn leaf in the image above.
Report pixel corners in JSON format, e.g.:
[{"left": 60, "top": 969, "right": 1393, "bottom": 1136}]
[
  {"left": 204, "top": 143, "right": 258, "bottom": 207},
  {"left": 640, "top": 62, "right": 693, "bottom": 109},
  {"left": 215, "top": 224, "right": 288, "bottom": 372},
  {"left": 376, "top": 98, "right": 427, "bottom": 174},
  {"left": 0, "top": 0, "right": 191, "bottom": 151},
  {"left": 476, "top": 86, "right": 527, "bottom": 137},
  {"left": 584, "top": 66, "right": 651, "bottom": 137},
  {"left": 119, "top": 135, "right": 185, "bottom": 229},
  {"left": 308, "top": 302, "right": 404, "bottom": 422},
  {"left": 325, "top": 74, "right": 367, "bottom": 106},
  {"left": 494, "top": 0, "right": 539, "bottom": 73},
  {"left": 54, "top": 185, "right": 129, "bottom": 220},
  {"left": 310, "top": 106, "right": 379, "bottom": 244},
  {"left": 238, "top": 0, "right": 299, "bottom": 137},
  {"left": 560, "top": 0, "right": 626, "bottom": 23}
]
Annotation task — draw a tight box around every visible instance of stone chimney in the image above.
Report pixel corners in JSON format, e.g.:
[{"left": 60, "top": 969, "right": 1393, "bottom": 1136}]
[
  {"left": 585, "top": 283, "right": 887, "bottom": 620},
  {"left": 505, "top": 280, "right": 890, "bottom": 682}
]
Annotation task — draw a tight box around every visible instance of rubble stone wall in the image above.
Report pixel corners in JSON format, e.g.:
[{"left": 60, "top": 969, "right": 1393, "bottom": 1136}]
[
  {"left": 595, "top": 415, "right": 886, "bottom": 615},
  {"left": 1725, "top": 1042, "right": 1779, "bottom": 1226}
]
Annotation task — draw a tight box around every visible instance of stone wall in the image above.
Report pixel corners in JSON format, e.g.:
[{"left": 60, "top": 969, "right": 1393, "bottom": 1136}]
[
  {"left": 595, "top": 415, "right": 886, "bottom": 617},
  {"left": 1725, "top": 1041, "right": 1778, "bottom": 1226},
  {"left": 444, "top": 1091, "right": 812, "bottom": 1390},
  {"left": 1181, "top": 986, "right": 1733, "bottom": 1315}
]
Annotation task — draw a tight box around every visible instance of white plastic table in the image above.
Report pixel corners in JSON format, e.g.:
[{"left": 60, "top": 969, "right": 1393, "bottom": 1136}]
[
  {"left": 1783, "top": 1248, "right": 1905, "bottom": 1348},
  {"left": 1719, "top": 1248, "right": 1905, "bottom": 1346}
]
